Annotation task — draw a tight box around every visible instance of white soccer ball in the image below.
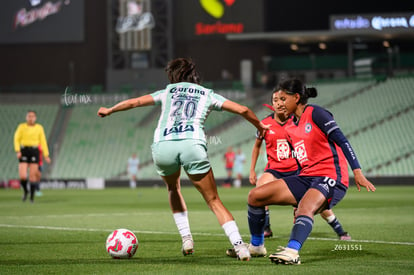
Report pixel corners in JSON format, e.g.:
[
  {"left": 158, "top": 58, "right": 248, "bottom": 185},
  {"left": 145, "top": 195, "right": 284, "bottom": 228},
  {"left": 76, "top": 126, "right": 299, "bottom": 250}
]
[{"left": 106, "top": 228, "right": 138, "bottom": 259}]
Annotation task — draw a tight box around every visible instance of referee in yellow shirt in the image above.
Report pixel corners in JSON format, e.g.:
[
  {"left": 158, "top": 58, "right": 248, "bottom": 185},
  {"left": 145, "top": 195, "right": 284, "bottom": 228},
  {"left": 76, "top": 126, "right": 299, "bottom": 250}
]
[{"left": 14, "top": 110, "right": 51, "bottom": 203}]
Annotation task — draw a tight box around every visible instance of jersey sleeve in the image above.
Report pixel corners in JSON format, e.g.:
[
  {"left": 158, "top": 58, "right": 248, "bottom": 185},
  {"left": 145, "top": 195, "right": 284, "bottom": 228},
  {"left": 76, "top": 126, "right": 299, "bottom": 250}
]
[
  {"left": 38, "top": 124, "right": 50, "bottom": 158},
  {"left": 311, "top": 106, "right": 361, "bottom": 170},
  {"left": 329, "top": 129, "right": 361, "bottom": 170},
  {"left": 311, "top": 106, "right": 339, "bottom": 135},
  {"left": 209, "top": 91, "right": 227, "bottom": 111},
  {"left": 13, "top": 124, "right": 23, "bottom": 152},
  {"left": 150, "top": 89, "right": 165, "bottom": 105}
]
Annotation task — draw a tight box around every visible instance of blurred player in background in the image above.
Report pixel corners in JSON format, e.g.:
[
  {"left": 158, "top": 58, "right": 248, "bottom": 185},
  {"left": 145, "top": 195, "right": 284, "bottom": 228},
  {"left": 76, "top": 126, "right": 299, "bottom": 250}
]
[
  {"left": 233, "top": 147, "right": 245, "bottom": 188},
  {"left": 34, "top": 145, "right": 44, "bottom": 197},
  {"left": 127, "top": 153, "right": 140, "bottom": 188},
  {"left": 223, "top": 146, "right": 235, "bottom": 186},
  {"left": 14, "top": 110, "right": 51, "bottom": 203},
  {"left": 246, "top": 79, "right": 375, "bottom": 265},
  {"left": 98, "top": 57, "right": 269, "bottom": 261}
]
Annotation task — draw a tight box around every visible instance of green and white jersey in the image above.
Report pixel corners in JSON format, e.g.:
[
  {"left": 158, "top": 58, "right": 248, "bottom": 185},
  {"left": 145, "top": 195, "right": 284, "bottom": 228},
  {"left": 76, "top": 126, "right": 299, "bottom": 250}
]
[{"left": 150, "top": 82, "right": 227, "bottom": 143}]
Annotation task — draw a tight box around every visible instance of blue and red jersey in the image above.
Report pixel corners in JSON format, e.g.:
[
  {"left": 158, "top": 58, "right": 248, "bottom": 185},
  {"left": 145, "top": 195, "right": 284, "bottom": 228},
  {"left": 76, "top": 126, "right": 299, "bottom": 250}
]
[
  {"left": 259, "top": 114, "right": 298, "bottom": 173},
  {"left": 284, "top": 105, "right": 352, "bottom": 188}
]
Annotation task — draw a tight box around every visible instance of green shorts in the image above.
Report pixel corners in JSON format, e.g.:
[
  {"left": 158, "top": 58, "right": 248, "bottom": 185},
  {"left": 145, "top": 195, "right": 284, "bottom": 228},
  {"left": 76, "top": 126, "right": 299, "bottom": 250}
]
[{"left": 151, "top": 139, "right": 211, "bottom": 176}]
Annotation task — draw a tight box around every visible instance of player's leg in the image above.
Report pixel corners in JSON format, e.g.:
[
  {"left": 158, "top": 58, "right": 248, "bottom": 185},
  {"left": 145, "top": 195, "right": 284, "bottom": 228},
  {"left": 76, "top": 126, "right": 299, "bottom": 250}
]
[
  {"left": 28, "top": 163, "right": 39, "bottom": 203},
  {"left": 34, "top": 166, "right": 43, "bottom": 197},
  {"left": 269, "top": 188, "right": 326, "bottom": 265},
  {"left": 183, "top": 141, "right": 249, "bottom": 260},
  {"left": 233, "top": 169, "right": 242, "bottom": 188},
  {"left": 256, "top": 172, "right": 278, "bottom": 238},
  {"left": 188, "top": 169, "right": 234, "bottom": 225},
  {"left": 160, "top": 169, "right": 194, "bottom": 256},
  {"left": 152, "top": 141, "right": 194, "bottom": 256},
  {"left": 320, "top": 207, "right": 351, "bottom": 240},
  {"left": 224, "top": 167, "right": 232, "bottom": 185},
  {"left": 247, "top": 178, "right": 297, "bottom": 256},
  {"left": 131, "top": 174, "right": 137, "bottom": 189},
  {"left": 18, "top": 162, "right": 29, "bottom": 201},
  {"left": 187, "top": 169, "right": 250, "bottom": 261}
]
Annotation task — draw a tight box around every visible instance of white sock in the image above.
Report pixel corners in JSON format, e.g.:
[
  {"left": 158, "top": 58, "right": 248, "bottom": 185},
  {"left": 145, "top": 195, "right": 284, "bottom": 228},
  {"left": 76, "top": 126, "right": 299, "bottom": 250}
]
[
  {"left": 130, "top": 180, "right": 136, "bottom": 188},
  {"left": 173, "top": 211, "right": 192, "bottom": 238},
  {"left": 222, "top": 220, "right": 243, "bottom": 246},
  {"left": 326, "top": 215, "right": 336, "bottom": 223},
  {"left": 233, "top": 179, "right": 241, "bottom": 188}
]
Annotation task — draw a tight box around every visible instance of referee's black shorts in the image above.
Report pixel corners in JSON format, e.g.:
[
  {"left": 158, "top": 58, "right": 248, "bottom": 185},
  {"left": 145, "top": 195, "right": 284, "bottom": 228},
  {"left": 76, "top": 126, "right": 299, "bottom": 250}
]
[{"left": 19, "top": 146, "right": 39, "bottom": 164}]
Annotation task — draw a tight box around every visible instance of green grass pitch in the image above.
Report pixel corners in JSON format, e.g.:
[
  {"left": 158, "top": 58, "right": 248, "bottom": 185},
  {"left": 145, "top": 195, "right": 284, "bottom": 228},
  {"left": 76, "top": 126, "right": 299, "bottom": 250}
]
[{"left": 0, "top": 185, "right": 413, "bottom": 274}]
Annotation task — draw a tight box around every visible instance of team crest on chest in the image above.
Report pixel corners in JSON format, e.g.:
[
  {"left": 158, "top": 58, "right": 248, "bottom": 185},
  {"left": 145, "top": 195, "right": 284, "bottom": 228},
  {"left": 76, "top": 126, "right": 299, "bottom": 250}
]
[{"left": 305, "top": 123, "right": 312, "bottom": 133}]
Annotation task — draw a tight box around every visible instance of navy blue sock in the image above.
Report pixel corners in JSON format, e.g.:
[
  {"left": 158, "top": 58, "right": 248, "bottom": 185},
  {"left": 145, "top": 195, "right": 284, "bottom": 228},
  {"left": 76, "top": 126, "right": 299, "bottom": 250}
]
[
  {"left": 248, "top": 204, "right": 265, "bottom": 246},
  {"left": 287, "top": 215, "right": 314, "bottom": 251},
  {"left": 328, "top": 217, "right": 346, "bottom": 236}
]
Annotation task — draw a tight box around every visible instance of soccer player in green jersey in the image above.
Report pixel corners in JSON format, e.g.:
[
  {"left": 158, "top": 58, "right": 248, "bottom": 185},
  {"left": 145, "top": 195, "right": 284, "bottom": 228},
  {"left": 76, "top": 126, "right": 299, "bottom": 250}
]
[{"left": 98, "top": 58, "right": 269, "bottom": 261}]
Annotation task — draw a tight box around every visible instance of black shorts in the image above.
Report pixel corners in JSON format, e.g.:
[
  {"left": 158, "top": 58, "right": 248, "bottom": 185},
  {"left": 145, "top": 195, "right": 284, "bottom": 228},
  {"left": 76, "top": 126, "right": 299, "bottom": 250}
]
[
  {"left": 284, "top": 175, "right": 347, "bottom": 209},
  {"left": 19, "top": 147, "right": 39, "bottom": 164}
]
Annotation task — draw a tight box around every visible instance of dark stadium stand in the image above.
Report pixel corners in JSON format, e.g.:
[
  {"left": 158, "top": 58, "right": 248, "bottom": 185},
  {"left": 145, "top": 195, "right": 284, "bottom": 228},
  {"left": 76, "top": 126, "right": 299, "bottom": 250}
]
[{"left": 2, "top": 75, "right": 414, "bottom": 182}]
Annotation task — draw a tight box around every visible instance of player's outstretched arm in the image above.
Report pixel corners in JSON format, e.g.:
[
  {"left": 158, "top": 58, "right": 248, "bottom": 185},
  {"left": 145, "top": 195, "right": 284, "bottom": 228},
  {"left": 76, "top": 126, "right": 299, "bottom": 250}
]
[
  {"left": 221, "top": 100, "right": 270, "bottom": 136},
  {"left": 98, "top": 95, "right": 154, "bottom": 117},
  {"left": 353, "top": 168, "right": 376, "bottom": 192}
]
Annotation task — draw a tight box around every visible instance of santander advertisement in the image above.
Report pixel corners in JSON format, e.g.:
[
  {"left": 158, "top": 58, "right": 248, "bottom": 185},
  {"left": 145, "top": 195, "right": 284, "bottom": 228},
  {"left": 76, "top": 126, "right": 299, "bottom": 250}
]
[{"left": 173, "top": 0, "right": 263, "bottom": 40}]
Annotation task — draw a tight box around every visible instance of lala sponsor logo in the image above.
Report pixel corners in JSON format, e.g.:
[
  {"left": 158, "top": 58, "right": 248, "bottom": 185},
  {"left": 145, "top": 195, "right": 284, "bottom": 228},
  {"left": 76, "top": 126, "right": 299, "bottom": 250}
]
[{"left": 196, "top": 0, "right": 244, "bottom": 35}]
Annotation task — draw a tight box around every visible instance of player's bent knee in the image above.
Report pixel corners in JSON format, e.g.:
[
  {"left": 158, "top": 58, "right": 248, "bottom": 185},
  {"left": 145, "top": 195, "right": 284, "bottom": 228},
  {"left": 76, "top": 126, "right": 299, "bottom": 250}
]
[{"left": 247, "top": 189, "right": 263, "bottom": 207}]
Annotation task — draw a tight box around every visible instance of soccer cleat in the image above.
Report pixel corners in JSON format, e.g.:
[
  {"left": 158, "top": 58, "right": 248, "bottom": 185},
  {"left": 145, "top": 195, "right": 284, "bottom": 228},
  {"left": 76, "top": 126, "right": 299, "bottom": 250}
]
[
  {"left": 248, "top": 244, "right": 267, "bottom": 257},
  {"left": 264, "top": 226, "right": 273, "bottom": 238},
  {"left": 234, "top": 243, "right": 251, "bottom": 261},
  {"left": 22, "top": 192, "right": 28, "bottom": 202},
  {"left": 226, "top": 248, "right": 237, "bottom": 258},
  {"left": 269, "top": 246, "right": 301, "bottom": 265},
  {"left": 226, "top": 243, "right": 267, "bottom": 258},
  {"left": 339, "top": 232, "right": 352, "bottom": 241},
  {"left": 181, "top": 236, "right": 194, "bottom": 256}
]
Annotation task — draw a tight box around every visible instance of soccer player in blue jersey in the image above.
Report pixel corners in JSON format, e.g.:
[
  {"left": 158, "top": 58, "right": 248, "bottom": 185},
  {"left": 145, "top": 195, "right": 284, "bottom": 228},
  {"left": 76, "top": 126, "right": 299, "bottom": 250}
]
[
  {"left": 246, "top": 78, "right": 375, "bottom": 265},
  {"left": 98, "top": 58, "right": 269, "bottom": 261}
]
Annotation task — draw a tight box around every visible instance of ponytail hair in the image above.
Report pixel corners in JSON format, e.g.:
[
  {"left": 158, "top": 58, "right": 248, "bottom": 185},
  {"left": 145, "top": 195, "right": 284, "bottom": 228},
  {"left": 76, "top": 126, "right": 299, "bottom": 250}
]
[{"left": 278, "top": 78, "right": 317, "bottom": 104}]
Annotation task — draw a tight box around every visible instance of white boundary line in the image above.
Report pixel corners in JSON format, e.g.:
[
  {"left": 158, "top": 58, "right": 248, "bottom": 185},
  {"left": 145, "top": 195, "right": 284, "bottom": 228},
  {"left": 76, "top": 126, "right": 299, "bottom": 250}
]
[{"left": 1, "top": 224, "right": 413, "bottom": 246}]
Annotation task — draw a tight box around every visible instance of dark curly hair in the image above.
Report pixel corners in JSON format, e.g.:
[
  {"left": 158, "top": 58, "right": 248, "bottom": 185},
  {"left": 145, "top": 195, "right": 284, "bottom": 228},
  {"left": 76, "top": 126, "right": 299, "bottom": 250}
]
[{"left": 165, "top": 58, "right": 201, "bottom": 84}]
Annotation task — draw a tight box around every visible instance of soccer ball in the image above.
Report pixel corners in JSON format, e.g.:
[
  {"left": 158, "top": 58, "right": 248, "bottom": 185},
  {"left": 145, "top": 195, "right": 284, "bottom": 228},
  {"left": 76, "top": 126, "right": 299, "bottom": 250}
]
[{"left": 106, "top": 228, "right": 138, "bottom": 259}]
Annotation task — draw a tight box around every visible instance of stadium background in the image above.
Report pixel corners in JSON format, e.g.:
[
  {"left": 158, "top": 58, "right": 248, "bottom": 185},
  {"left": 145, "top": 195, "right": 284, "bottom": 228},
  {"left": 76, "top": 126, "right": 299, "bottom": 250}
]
[{"left": 1, "top": 0, "right": 414, "bottom": 189}]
